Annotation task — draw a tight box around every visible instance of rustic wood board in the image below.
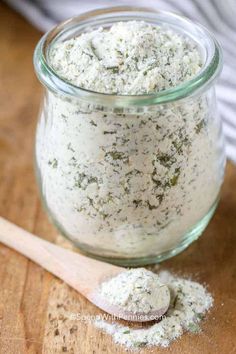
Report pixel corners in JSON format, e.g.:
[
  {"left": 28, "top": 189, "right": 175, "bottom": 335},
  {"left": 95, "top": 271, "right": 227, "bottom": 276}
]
[{"left": 0, "top": 3, "right": 235, "bottom": 353}]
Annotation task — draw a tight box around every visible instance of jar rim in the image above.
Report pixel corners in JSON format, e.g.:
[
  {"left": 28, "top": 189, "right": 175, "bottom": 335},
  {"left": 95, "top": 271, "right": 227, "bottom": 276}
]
[{"left": 34, "top": 6, "right": 223, "bottom": 107}]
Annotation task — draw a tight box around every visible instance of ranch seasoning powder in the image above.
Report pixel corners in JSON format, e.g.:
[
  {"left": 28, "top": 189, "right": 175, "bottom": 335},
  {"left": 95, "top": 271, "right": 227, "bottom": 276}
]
[
  {"left": 94, "top": 269, "right": 213, "bottom": 350},
  {"left": 35, "top": 21, "right": 223, "bottom": 260}
]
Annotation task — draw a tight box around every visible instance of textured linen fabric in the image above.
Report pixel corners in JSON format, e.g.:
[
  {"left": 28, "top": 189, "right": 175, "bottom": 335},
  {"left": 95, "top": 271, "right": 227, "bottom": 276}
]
[{"left": 5, "top": 0, "right": 236, "bottom": 162}]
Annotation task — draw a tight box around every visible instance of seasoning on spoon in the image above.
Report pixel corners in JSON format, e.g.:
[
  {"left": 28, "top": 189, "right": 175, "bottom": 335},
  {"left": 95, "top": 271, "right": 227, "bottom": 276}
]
[
  {"left": 94, "top": 270, "right": 214, "bottom": 349},
  {"left": 93, "top": 268, "right": 170, "bottom": 322}
]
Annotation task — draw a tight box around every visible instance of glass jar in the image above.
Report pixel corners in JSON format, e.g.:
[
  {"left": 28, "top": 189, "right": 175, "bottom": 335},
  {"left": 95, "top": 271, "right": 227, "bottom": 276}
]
[{"left": 34, "top": 7, "right": 225, "bottom": 266}]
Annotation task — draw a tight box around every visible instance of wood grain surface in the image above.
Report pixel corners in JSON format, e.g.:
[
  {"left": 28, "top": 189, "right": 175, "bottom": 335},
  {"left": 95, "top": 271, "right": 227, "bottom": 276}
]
[{"left": 0, "top": 3, "right": 235, "bottom": 354}]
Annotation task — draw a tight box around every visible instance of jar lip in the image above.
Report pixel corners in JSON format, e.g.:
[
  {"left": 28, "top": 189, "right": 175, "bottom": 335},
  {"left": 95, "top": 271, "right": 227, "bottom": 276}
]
[{"left": 34, "top": 6, "right": 223, "bottom": 107}]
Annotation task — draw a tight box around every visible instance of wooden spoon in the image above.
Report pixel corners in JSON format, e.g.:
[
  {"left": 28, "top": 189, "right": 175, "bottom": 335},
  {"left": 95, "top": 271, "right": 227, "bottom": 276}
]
[{"left": 0, "top": 217, "right": 170, "bottom": 322}]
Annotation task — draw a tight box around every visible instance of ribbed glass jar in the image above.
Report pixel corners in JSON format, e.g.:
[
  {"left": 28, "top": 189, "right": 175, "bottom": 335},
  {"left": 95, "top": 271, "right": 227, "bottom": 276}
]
[{"left": 34, "top": 7, "right": 225, "bottom": 265}]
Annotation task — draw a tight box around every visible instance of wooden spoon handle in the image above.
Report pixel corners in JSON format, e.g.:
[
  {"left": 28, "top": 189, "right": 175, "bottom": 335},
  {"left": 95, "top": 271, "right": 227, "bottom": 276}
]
[{"left": 0, "top": 217, "right": 122, "bottom": 296}]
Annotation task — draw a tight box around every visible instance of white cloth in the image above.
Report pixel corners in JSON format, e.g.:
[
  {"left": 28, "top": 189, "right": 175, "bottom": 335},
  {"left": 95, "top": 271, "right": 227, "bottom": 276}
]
[{"left": 5, "top": 0, "right": 236, "bottom": 162}]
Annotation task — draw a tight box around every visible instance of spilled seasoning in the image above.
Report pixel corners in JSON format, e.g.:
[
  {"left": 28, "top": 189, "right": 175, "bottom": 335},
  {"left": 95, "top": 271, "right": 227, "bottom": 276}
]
[{"left": 94, "top": 270, "right": 213, "bottom": 350}]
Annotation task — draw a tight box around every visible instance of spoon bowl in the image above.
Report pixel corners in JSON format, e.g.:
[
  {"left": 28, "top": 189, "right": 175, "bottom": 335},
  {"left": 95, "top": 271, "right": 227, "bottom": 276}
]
[{"left": 90, "top": 284, "right": 170, "bottom": 322}]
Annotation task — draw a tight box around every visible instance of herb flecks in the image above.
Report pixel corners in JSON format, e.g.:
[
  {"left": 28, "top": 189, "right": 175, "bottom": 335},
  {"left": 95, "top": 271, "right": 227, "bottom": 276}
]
[
  {"left": 157, "top": 153, "right": 177, "bottom": 168},
  {"left": 90, "top": 120, "right": 97, "bottom": 127},
  {"left": 147, "top": 201, "right": 158, "bottom": 210},
  {"left": 103, "top": 130, "right": 116, "bottom": 135},
  {"left": 133, "top": 200, "right": 142, "bottom": 208},
  {"left": 105, "top": 151, "right": 129, "bottom": 164},
  {"left": 195, "top": 119, "right": 205, "bottom": 134},
  {"left": 170, "top": 168, "right": 181, "bottom": 186},
  {"left": 106, "top": 66, "right": 119, "bottom": 74},
  {"left": 48, "top": 158, "right": 58, "bottom": 168},
  {"left": 74, "top": 173, "right": 98, "bottom": 190}
]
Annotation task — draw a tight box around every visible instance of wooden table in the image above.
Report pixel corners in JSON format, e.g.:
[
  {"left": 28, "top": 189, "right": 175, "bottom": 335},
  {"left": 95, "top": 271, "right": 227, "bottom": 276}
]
[{"left": 0, "top": 3, "right": 235, "bottom": 353}]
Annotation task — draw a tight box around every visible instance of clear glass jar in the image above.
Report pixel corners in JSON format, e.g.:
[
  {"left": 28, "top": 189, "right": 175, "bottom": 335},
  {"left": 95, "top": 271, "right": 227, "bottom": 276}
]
[{"left": 34, "top": 7, "right": 225, "bottom": 265}]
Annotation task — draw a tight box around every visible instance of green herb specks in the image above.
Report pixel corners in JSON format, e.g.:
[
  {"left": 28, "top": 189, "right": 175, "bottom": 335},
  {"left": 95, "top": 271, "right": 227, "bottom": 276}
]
[
  {"left": 195, "top": 119, "right": 205, "bottom": 134},
  {"left": 105, "top": 151, "right": 129, "bottom": 163},
  {"left": 74, "top": 173, "right": 98, "bottom": 190},
  {"left": 48, "top": 158, "right": 58, "bottom": 168}
]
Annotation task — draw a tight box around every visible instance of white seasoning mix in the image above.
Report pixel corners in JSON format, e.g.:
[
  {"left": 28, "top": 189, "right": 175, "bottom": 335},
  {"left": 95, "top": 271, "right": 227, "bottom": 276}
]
[
  {"left": 36, "top": 21, "right": 223, "bottom": 259},
  {"left": 94, "top": 269, "right": 213, "bottom": 350},
  {"left": 98, "top": 268, "right": 169, "bottom": 315},
  {"left": 49, "top": 21, "right": 202, "bottom": 94}
]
